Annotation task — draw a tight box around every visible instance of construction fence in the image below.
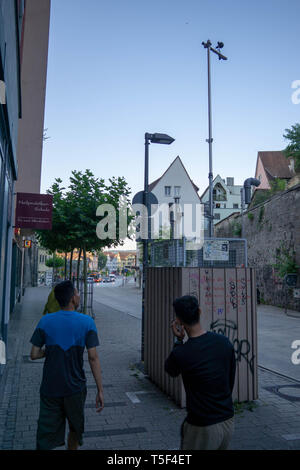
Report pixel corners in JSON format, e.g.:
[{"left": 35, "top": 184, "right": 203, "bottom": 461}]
[
  {"left": 150, "top": 237, "right": 247, "bottom": 269},
  {"left": 144, "top": 267, "right": 258, "bottom": 407}
]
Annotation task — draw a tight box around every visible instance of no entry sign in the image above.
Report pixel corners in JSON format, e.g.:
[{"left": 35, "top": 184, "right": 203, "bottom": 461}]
[{"left": 15, "top": 193, "right": 53, "bottom": 230}]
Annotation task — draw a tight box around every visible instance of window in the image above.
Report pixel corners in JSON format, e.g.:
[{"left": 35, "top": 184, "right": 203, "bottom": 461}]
[
  {"left": 174, "top": 186, "right": 181, "bottom": 196},
  {"left": 213, "top": 183, "right": 227, "bottom": 201},
  {"left": 165, "top": 186, "right": 171, "bottom": 196},
  {"left": 233, "top": 203, "right": 239, "bottom": 209},
  {"left": 214, "top": 213, "right": 220, "bottom": 220},
  {"left": 174, "top": 197, "right": 180, "bottom": 204},
  {"left": 224, "top": 203, "right": 226, "bottom": 208},
  {"left": 215, "top": 203, "right": 221, "bottom": 208}
]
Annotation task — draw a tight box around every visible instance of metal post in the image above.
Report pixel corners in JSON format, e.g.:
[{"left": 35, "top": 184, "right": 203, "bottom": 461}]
[
  {"left": 206, "top": 42, "right": 214, "bottom": 239},
  {"left": 183, "top": 236, "right": 186, "bottom": 267},
  {"left": 141, "top": 134, "right": 150, "bottom": 361},
  {"left": 20, "top": 237, "right": 25, "bottom": 297},
  {"left": 202, "top": 40, "right": 227, "bottom": 239},
  {"left": 240, "top": 187, "right": 245, "bottom": 237}
]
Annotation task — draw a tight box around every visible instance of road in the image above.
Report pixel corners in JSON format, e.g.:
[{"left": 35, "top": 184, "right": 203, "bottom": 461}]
[
  {"left": 257, "top": 304, "right": 300, "bottom": 380},
  {"left": 92, "top": 279, "right": 300, "bottom": 380},
  {"left": 93, "top": 276, "right": 142, "bottom": 319}
]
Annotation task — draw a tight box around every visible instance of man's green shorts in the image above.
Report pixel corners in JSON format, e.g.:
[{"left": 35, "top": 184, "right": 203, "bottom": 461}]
[{"left": 36, "top": 388, "right": 87, "bottom": 450}]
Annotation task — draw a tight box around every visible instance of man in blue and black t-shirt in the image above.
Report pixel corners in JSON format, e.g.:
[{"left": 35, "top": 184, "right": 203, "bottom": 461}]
[{"left": 30, "top": 280, "right": 104, "bottom": 450}]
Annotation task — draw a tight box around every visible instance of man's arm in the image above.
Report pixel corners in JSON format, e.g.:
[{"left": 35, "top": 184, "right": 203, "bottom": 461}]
[
  {"left": 165, "top": 349, "right": 181, "bottom": 378},
  {"left": 30, "top": 345, "right": 45, "bottom": 360},
  {"left": 229, "top": 348, "right": 236, "bottom": 393},
  {"left": 88, "top": 347, "right": 104, "bottom": 413}
]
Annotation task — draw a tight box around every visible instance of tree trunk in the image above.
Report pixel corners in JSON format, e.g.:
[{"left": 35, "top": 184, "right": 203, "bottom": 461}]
[
  {"left": 83, "top": 245, "right": 87, "bottom": 314},
  {"left": 76, "top": 247, "right": 82, "bottom": 291},
  {"left": 69, "top": 249, "right": 74, "bottom": 281},
  {"left": 52, "top": 251, "right": 55, "bottom": 285},
  {"left": 64, "top": 252, "right": 67, "bottom": 280}
]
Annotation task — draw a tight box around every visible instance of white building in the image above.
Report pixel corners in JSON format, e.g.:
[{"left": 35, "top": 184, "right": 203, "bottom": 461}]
[
  {"left": 147, "top": 156, "right": 202, "bottom": 240},
  {"left": 200, "top": 175, "right": 244, "bottom": 226}
]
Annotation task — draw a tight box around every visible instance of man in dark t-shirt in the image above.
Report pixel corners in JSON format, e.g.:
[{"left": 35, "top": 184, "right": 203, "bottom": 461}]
[
  {"left": 30, "top": 281, "right": 104, "bottom": 450},
  {"left": 165, "top": 295, "right": 236, "bottom": 450}
]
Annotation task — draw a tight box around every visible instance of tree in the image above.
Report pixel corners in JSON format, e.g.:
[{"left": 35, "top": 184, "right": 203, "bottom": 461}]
[
  {"left": 97, "top": 252, "right": 107, "bottom": 271},
  {"left": 36, "top": 169, "right": 133, "bottom": 313},
  {"left": 283, "top": 123, "right": 300, "bottom": 171},
  {"left": 45, "top": 255, "right": 65, "bottom": 268}
]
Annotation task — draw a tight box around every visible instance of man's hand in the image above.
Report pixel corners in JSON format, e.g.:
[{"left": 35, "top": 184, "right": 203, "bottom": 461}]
[
  {"left": 96, "top": 389, "right": 104, "bottom": 413},
  {"left": 88, "top": 347, "right": 104, "bottom": 413},
  {"left": 30, "top": 345, "right": 45, "bottom": 360},
  {"left": 171, "top": 319, "right": 185, "bottom": 341}
]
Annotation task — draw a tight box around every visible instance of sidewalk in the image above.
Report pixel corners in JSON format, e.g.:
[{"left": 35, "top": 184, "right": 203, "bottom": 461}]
[{"left": 0, "top": 287, "right": 300, "bottom": 450}]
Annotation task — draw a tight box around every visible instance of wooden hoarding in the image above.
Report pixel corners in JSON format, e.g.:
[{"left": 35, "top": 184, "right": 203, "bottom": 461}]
[{"left": 144, "top": 267, "right": 258, "bottom": 407}]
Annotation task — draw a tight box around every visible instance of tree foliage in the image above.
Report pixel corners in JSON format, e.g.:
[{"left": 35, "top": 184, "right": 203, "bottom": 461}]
[
  {"left": 97, "top": 251, "right": 107, "bottom": 270},
  {"left": 45, "top": 255, "right": 65, "bottom": 268},
  {"left": 283, "top": 123, "right": 300, "bottom": 171},
  {"left": 36, "top": 169, "right": 132, "bottom": 312}
]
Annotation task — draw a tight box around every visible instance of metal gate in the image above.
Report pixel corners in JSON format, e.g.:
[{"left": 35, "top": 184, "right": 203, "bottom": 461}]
[{"left": 150, "top": 237, "right": 247, "bottom": 268}]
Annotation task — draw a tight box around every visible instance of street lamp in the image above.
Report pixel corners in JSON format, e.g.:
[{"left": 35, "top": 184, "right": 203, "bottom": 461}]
[
  {"left": 141, "top": 132, "right": 175, "bottom": 361},
  {"left": 241, "top": 178, "right": 261, "bottom": 236},
  {"left": 202, "top": 40, "right": 227, "bottom": 238}
]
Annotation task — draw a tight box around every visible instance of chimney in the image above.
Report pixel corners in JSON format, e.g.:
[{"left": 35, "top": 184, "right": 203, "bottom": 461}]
[{"left": 226, "top": 177, "right": 234, "bottom": 186}]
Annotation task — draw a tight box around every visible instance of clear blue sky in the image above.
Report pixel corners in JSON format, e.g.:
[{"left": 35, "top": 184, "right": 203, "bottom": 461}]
[{"left": 42, "top": 0, "right": 300, "bottom": 205}]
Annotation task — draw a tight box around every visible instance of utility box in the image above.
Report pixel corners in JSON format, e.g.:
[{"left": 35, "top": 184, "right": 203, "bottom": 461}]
[{"left": 144, "top": 267, "right": 258, "bottom": 407}]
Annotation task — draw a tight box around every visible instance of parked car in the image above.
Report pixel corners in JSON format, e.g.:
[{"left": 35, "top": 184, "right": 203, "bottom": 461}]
[{"left": 103, "top": 277, "right": 111, "bottom": 283}]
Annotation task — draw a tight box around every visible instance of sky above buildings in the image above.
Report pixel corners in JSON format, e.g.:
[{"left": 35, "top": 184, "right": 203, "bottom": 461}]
[{"left": 41, "top": 0, "right": 300, "bottom": 248}]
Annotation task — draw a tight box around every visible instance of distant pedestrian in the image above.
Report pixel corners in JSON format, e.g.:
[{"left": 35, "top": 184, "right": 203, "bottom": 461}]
[
  {"left": 42, "top": 286, "right": 60, "bottom": 314},
  {"left": 30, "top": 280, "right": 104, "bottom": 450},
  {"left": 165, "top": 295, "right": 236, "bottom": 450}
]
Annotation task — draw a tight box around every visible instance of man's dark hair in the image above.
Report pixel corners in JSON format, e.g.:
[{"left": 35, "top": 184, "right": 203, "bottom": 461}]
[
  {"left": 54, "top": 281, "right": 76, "bottom": 308},
  {"left": 173, "top": 295, "right": 200, "bottom": 326}
]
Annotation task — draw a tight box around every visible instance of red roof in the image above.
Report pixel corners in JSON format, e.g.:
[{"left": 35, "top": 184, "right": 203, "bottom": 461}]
[{"left": 257, "top": 151, "right": 293, "bottom": 180}]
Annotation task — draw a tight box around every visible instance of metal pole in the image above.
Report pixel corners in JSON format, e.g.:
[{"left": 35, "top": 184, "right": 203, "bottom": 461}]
[
  {"left": 202, "top": 40, "right": 227, "bottom": 238},
  {"left": 206, "top": 42, "right": 214, "bottom": 239},
  {"left": 240, "top": 187, "right": 245, "bottom": 237},
  {"left": 20, "top": 237, "right": 25, "bottom": 297},
  {"left": 141, "top": 134, "right": 150, "bottom": 361}
]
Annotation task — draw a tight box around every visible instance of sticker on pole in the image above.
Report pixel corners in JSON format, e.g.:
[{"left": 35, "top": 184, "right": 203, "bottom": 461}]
[{"left": 0, "top": 340, "right": 6, "bottom": 365}]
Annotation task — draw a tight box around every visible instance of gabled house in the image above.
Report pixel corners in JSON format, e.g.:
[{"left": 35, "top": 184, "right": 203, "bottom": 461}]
[
  {"left": 147, "top": 156, "right": 201, "bottom": 239},
  {"left": 254, "top": 151, "right": 294, "bottom": 190},
  {"left": 200, "top": 175, "right": 244, "bottom": 225}
]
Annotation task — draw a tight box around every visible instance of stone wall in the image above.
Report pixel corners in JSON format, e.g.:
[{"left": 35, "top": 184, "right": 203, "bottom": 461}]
[{"left": 215, "top": 184, "right": 300, "bottom": 311}]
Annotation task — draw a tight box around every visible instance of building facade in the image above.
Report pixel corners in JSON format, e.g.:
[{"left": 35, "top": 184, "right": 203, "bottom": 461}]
[
  {"left": 254, "top": 151, "right": 294, "bottom": 190},
  {"left": 147, "top": 156, "right": 202, "bottom": 240},
  {"left": 200, "top": 175, "right": 244, "bottom": 228},
  {"left": 14, "top": 0, "right": 51, "bottom": 290},
  {"left": 0, "top": 0, "right": 51, "bottom": 373},
  {"left": 0, "top": 0, "right": 24, "bottom": 372}
]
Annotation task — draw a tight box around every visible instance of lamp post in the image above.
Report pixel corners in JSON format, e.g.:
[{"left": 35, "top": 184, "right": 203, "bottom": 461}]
[
  {"left": 241, "top": 178, "right": 261, "bottom": 236},
  {"left": 202, "top": 40, "right": 227, "bottom": 238},
  {"left": 141, "top": 132, "right": 175, "bottom": 361}
]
